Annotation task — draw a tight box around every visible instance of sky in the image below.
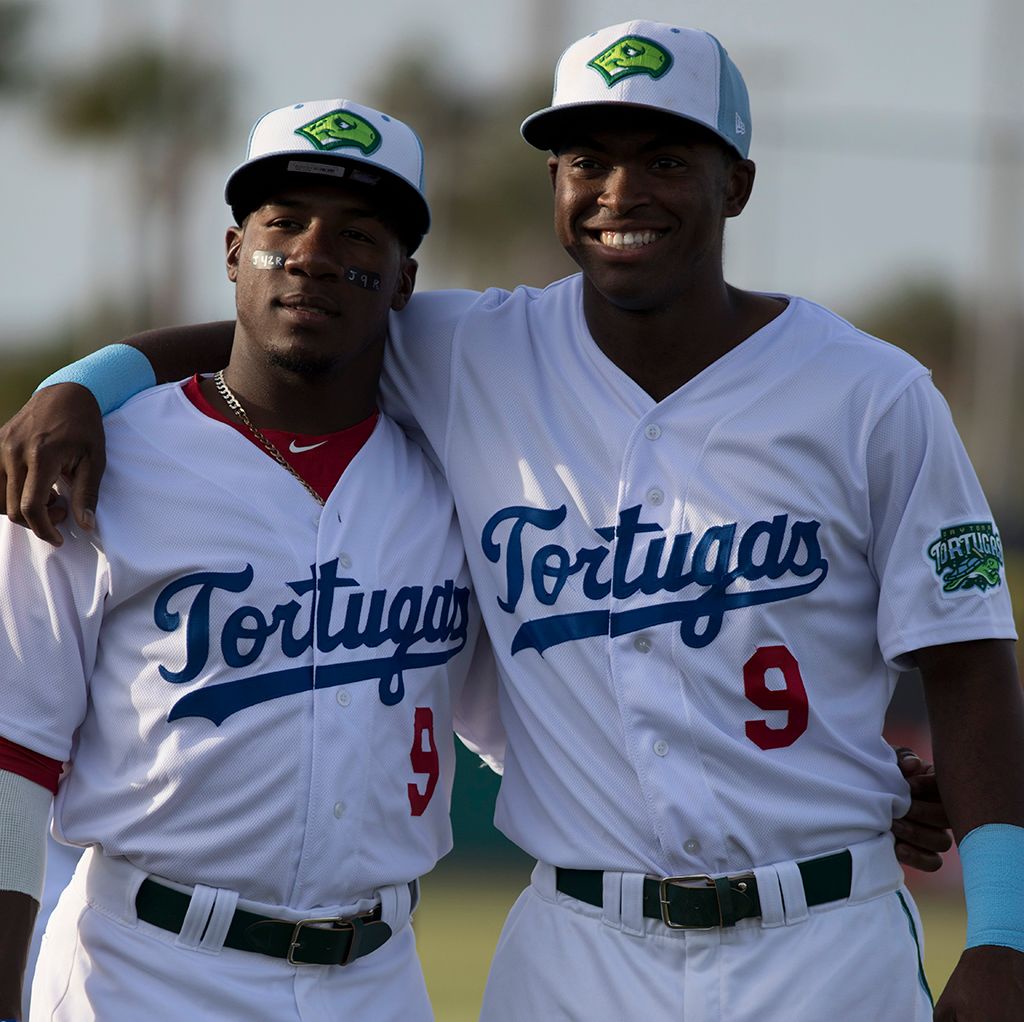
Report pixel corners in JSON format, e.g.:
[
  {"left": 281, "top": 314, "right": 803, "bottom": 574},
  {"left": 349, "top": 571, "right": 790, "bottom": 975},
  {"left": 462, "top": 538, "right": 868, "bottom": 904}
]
[{"left": 2, "top": 0, "right": 1022, "bottom": 348}]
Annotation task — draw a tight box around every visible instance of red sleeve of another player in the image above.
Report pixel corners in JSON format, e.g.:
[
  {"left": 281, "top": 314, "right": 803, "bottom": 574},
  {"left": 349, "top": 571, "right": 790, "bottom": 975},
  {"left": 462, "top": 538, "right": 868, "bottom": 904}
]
[{"left": 0, "top": 736, "right": 62, "bottom": 795}]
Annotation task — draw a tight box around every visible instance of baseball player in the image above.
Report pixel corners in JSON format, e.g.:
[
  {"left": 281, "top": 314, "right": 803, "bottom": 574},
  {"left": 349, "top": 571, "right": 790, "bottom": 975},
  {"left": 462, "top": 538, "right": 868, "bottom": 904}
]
[
  {"left": 0, "top": 98, "right": 503, "bottom": 1020},
  {"left": 1, "top": 21, "right": 1017, "bottom": 1021}
]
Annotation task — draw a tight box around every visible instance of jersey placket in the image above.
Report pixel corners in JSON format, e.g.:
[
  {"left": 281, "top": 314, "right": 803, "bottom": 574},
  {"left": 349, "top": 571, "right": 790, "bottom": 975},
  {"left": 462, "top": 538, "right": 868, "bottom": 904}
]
[
  {"left": 608, "top": 408, "right": 727, "bottom": 875},
  {"left": 288, "top": 505, "right": 368, "bottom": 907}
]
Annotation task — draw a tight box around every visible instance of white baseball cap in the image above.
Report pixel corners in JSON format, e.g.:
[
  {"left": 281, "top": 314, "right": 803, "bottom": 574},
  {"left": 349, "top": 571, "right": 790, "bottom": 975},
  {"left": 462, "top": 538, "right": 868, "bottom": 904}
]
[
  {"left": 521, "top": 21, "right": 751, "bottom": 158},
  {"left": 225, "top": 98, "right": 430, "bottom": 251}
]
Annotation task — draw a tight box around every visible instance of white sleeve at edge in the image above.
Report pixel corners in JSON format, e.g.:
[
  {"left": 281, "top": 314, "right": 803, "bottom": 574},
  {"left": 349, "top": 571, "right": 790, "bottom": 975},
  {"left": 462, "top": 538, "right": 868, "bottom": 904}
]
[
  {"left": 453, "top": 625, "right": 506, "bottom": 775},
  {"left": 0, "top": 769, "right": 50, "bottom": 901}
]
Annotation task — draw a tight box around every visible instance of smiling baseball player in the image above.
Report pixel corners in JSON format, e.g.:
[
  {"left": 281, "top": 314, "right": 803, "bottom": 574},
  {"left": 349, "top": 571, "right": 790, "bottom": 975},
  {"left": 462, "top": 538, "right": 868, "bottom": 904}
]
[
  {"left": 2, "top": 21, "right": 1021, "bottom": 1022},
  {"left": 0, "top": 99, "right": 503, "bottom": 1020}
]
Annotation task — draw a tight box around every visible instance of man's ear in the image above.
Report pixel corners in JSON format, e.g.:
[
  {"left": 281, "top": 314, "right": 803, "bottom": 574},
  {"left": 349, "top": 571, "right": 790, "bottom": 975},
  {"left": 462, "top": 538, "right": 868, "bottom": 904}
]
[
  {"left": 547, "top": 155, "right": 559, "bottom": 191},
  {"left": 390, "top": 257, "right": 418, "bottom": 312},
  {"left": 724, "top": 159, "right": 756, "bottom": 219},
  {"left": 225, "top": 225, "right": 243, "bottom": 282}
]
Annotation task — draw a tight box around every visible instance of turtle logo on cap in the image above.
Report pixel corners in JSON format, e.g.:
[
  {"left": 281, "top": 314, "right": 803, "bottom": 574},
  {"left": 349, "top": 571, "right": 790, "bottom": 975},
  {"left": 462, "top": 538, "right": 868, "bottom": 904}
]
[
  {"left": 295, "top": 109, "right": 381, "bottom": 155},
  {"left": 587, "top": 36, "right": 673, "bottom": 87}
]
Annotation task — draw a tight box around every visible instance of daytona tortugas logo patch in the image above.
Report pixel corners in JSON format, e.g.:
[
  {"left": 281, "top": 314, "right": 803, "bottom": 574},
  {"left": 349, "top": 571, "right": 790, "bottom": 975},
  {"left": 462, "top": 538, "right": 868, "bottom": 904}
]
[
  {"left": 587, "top": 36, "right": 673, "bottom": 86},
  {"left": 927, "top": 522, "right": 1004, "bottom": 595},
  {"left": 295, "top": 109, "right": 381, "bottom": 155}
]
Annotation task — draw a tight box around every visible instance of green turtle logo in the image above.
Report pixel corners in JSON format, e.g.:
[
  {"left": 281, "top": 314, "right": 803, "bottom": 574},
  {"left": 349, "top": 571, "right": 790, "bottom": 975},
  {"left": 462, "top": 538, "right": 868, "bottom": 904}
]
[
  {"left": 295, "top": 109, "right": 381, "bottom": 155},
  {"left": 927, "top": 523, "right": 1004, "bottom": 595},
  {"left": 587, "top": 35, "right": 673, "bottom": 86}
]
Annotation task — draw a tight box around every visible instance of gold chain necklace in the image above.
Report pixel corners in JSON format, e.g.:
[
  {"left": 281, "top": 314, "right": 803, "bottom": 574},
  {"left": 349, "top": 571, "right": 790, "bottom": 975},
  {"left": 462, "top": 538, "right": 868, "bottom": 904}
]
[{"left": 213, "top": 370, "right": 325, "bottom": 507}]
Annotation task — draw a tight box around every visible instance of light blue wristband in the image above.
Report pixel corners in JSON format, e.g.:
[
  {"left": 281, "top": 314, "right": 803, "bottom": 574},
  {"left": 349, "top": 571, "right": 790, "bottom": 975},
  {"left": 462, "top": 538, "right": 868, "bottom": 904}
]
[
  {"left": 960, "top": 823, "right": 1024, "bottom": 952},
  {"left": 36, "top": 343, "right": 157, "bottom": 415}
]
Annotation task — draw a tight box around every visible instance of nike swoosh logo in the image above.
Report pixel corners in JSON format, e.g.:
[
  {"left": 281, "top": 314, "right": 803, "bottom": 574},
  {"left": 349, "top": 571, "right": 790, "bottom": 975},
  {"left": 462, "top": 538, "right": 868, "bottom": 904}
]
[{"left": 288, "top": 440, "right": 328, "bottom": 453}]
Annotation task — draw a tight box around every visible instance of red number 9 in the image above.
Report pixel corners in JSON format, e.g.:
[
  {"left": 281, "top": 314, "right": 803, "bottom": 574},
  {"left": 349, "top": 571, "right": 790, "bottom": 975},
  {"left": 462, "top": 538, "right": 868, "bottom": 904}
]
[
  {"left": 743, "top": 645, "right": 809, "bottom": 750},
  {"left": 408, "top": 706, "right": 439, "bottom": 816}
]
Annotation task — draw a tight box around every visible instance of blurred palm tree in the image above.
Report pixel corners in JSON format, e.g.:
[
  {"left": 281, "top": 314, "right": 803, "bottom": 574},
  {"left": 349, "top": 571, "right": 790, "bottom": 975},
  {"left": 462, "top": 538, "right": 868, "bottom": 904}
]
[
  {"left": 45, "top": 46, "right": 233, "bottom": 327},
  {"left": 375, "top": 54, "right": 575, "bottom": 292}
]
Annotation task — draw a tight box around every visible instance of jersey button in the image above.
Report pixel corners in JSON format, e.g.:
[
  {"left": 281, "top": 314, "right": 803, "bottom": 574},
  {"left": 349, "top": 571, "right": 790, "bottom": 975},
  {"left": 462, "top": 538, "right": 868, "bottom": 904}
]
[
  {"left": 336, "top": 689, "right": 351, "bottom": 707},
  {"left": 333, "top": 802, "right": 345, "bottom": 819},
  {"left": 684, "top": 838, "right": 701, "bottom": 854},
  {"left": 633, "top": 635, "right": 652, "bottom": 653},
  {"left": 653, "top": 739, "right": 669, "bottom": 757},
  {"left": 647, "top": 488, "right": 665, "bottom": 506},
  {"left": 644, "top": 424, "right": 662, "bottom": 441},
  {"left": 339, "top": 553, "right": 353, "bottom": 570}
]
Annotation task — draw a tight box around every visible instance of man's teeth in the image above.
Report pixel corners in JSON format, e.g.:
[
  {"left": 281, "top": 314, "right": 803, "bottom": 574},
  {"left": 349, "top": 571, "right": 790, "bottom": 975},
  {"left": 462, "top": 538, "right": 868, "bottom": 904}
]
[{"left": 600, "top": 230, "right": 660, "bottom": 249}]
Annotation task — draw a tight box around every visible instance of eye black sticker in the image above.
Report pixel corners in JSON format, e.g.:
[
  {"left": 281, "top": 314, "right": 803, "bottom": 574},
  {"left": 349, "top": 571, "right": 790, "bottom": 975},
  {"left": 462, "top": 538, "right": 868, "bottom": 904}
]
[
  {"left": 251, "top": 250, "right": 285, "bottom": 269},
  {"left": 345, "top": 267, "right": 382, "bottom": 291}
]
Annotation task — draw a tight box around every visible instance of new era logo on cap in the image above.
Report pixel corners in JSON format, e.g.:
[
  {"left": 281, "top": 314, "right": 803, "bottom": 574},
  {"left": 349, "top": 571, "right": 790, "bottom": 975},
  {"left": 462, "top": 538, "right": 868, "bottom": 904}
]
[{"left": 521, "top": 20, "right": 752, "bottom": 159}]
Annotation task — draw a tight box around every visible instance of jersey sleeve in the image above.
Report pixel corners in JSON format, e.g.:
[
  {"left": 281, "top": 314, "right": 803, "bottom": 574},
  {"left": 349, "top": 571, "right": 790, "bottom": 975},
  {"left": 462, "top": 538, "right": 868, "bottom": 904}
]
[
  {"left": 868, "top": 374, "right": 1017, "bottom": 667},
  {"left": 380, "top": 290, "right": 481, "bottom": 471},
  {"left": 452, "top": 624, "right": 506, "bottom": 775},
  {"left": 0, "top": 517, "right": 108, "bottom": 760}
]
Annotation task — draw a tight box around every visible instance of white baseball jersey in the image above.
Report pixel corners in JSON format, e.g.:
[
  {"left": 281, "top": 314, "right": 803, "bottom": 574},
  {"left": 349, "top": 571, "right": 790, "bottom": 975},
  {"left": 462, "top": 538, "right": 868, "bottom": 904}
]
[
  {"left": 0, "top": 382, "right": 497, "bottom": 910},
  {"left": 383, "top": 276, "right": 1016, "bottom": 877}
]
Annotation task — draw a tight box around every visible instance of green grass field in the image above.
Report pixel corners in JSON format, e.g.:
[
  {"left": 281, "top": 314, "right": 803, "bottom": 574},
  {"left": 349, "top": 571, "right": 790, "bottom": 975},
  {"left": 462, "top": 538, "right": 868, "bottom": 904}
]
[{"left": 414, "top": 869, "right": 966, "bottom": 1021}]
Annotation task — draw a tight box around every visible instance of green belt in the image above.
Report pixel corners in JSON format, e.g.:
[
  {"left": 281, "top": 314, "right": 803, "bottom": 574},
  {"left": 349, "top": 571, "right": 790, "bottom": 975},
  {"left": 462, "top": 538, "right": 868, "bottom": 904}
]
[
  {"left": 135, "top": 878, "right": 395, "bottom": 966},
  {"left": 555, "top": 850, "right": 853, "bottom": 929}
]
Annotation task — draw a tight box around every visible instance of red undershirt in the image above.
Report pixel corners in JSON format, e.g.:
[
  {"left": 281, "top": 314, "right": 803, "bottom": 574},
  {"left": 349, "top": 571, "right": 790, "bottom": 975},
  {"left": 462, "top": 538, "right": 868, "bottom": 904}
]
[
  {"left": 183, "top": 374, "right": 378, "bottom": 503},
  {"left": 0, "top": 378, "right": 380, "bottom": 792}
]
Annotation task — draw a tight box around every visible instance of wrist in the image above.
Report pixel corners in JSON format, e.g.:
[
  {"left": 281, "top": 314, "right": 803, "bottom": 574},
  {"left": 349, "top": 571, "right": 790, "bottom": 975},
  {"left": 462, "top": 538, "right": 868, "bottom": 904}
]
[
  {"left": 960, "top": 823, "right": 1024, "bottom": 953},
  {"left": 36, "top": 344, "right": 156, "bottom": 415}
]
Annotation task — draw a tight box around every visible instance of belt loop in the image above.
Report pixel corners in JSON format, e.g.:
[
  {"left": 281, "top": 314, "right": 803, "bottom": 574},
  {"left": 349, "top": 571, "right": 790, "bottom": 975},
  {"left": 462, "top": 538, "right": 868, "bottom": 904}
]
[
  {"left": 531, "top": 861, "right": 558, "bottom": 901},
  {"left": 599, "top": 871, "right": 622, "bottom": 929},
  {"left": 199, "top": 887, "right": 239, "bottom": 952},
  {"left": 848, "top": 834, "right": 902, "bottom": 904},
  {"left": 83, "top": 849, "right": 145, "bottom": 928},
  {"left": 619, "top": 873, "right": 646, "bottom": 936},
  {"left": 376, "top": 881, "right": 412, "bottom": 931},
  {"left": 175, "top": 884, "right": 218, "bottom": 950},
  {"left": 752, "top": 864, "right": 785, "bottom": 927},
  {"left": 776, "top": 860, "right": 809, "bottom": 925}
]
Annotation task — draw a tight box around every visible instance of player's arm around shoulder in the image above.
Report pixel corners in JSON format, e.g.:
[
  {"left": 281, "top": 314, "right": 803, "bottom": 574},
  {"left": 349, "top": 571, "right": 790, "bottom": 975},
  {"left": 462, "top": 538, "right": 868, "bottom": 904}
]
[
  {"left": 916, "top": 639, "right": 1024, "bottom": 1020},
  {"left": 0, "top": 380, "right": 105, "bottom": 548},
  {"left": 380, "top": 289, "right": 485, "bottom": 464},
  {"left": 0, "top": 321, "right": 233, "bottom": 548}
]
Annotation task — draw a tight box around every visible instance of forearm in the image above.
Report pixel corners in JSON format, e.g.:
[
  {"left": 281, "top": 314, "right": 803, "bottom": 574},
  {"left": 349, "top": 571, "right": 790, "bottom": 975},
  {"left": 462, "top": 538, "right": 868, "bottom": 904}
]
[
  {"left": 919, "top": 640, "right": 1024, "bottom": 1018},
  {"left": 918, "top": 639, "right": 1024, "bottom": 839},
  {"left": 0, "top": 321, "right": 236, "bottom": 540},
  {"left": 0, "top": 891, "right": 37, "bottom": 1017},
  {"left": 127, "top": 320, "right": 235, "bottom": 384},
  {"left": 0, "top": 769, "right": 51, "bottom": 1017}
]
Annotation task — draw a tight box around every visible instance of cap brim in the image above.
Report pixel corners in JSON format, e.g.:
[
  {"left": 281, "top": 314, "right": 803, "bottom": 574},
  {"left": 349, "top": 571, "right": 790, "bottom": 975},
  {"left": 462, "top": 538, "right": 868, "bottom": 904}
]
[
  {"left": 521, "top": 101, "right": 740, "bottom": 157},
  {"left": 225, "top": 154, "right": 430, "bottom": 252}
]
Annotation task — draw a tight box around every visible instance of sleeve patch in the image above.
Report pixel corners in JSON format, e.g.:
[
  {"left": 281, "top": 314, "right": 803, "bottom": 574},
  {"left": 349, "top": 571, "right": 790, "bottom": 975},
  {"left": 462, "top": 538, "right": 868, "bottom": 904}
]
[{"left": 925, "top": 522, "right": 1005, "bottom": 599}]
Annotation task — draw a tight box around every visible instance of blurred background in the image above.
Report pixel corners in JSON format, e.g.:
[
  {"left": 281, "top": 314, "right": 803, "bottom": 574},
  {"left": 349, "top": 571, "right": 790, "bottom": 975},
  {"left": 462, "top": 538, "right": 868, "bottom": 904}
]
[{"left": 3, "top": 0, "right": 1022, "bottom": 1016}]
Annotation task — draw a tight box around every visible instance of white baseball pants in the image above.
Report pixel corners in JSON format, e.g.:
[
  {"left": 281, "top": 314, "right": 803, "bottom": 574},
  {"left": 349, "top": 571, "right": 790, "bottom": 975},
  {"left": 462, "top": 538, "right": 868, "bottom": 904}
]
[
  {"left": 481, "top": 836, "right": 933, "bottom": 1022},
  {"left": 30, "top": 848, "right": 432, "bottom": 1021}
]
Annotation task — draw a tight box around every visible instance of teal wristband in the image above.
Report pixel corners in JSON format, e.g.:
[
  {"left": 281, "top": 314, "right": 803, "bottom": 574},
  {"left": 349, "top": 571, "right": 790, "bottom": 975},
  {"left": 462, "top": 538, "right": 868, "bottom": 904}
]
[
  {"left": 36, "top": 343, "right": 157, "bottom": 415},
  {"left": 960, "top": 823, "right": 1024, "bottom": 952}
]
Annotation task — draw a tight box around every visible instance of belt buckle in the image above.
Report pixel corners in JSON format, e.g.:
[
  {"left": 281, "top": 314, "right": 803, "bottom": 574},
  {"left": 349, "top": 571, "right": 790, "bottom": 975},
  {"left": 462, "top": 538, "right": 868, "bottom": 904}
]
[
  {"left": 287, "top": 914, "right": 360, "bottom": 966},
  {"left": 657, "top": 871, "right": 756, "bottom": 930},
  {"left": 658, "top": 874, "right": 718, "bottom": 930}
]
